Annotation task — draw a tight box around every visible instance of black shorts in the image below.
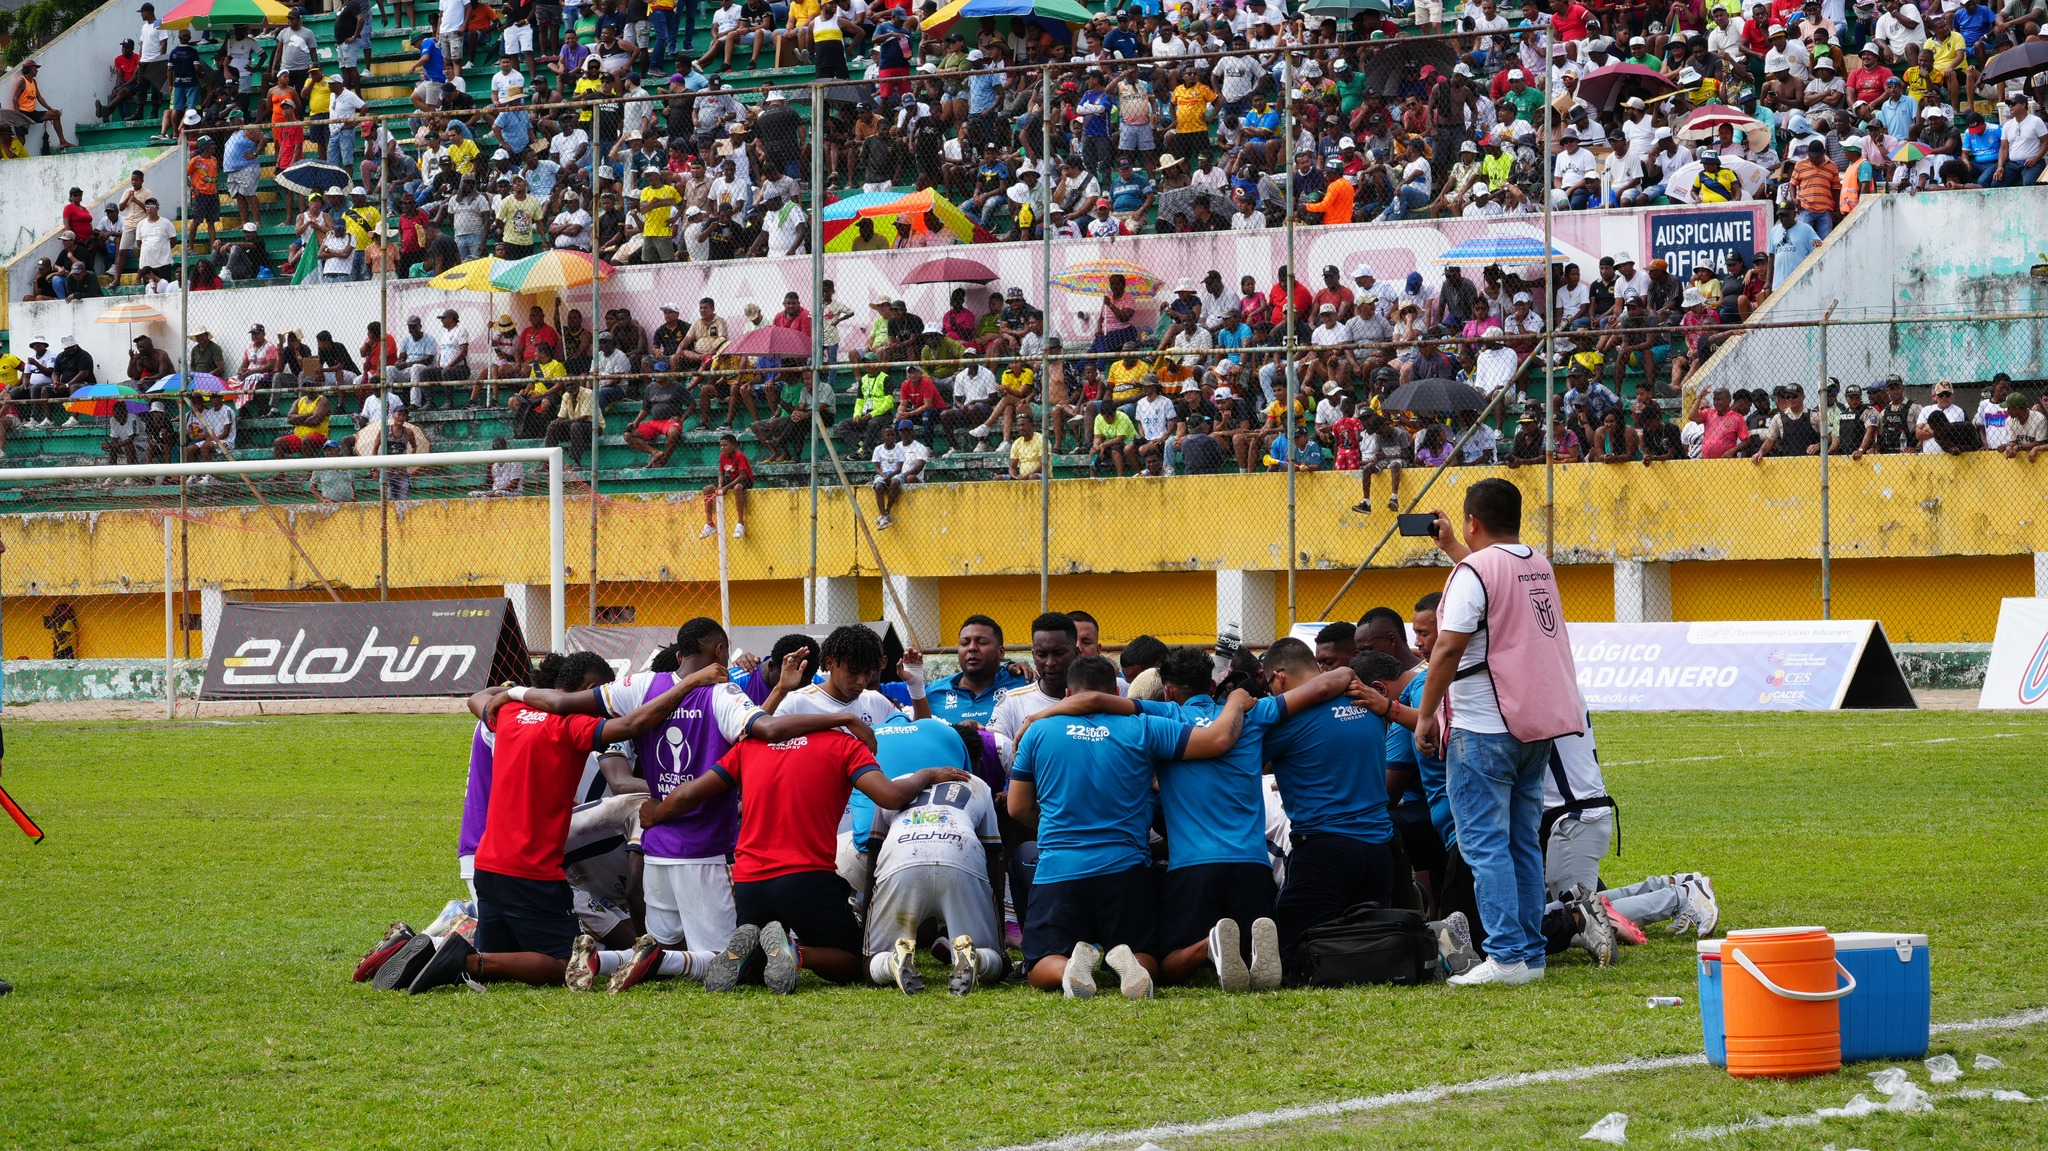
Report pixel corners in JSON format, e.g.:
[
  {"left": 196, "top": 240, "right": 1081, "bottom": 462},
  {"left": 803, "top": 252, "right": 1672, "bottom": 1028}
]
[
  {"left": 1274, "top": 831, "right": 1394, "bottom": 962},
  {"left": 1391, "top": 801, "right": 1446, "bottom": 877},
  {"left": 732, "top": 869, "right": 862, "bottom": 953},
  {"left": 473, "top": 868, "right": 578, "bottom": 959},
  {"left": 189, "top": 194, "right": 221, "bottom": 224},
  {"left": 1022, "top": 864, "right": 1158, "bottom": 969},
  {"left": 1159, "top": 861, "right": 1277, "bottom": 957}
]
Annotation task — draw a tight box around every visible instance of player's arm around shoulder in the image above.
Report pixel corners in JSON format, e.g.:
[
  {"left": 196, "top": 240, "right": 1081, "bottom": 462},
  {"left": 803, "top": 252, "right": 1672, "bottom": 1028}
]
[{"left": 1181, "top": 688, "right": 1251, "bottom": 759}]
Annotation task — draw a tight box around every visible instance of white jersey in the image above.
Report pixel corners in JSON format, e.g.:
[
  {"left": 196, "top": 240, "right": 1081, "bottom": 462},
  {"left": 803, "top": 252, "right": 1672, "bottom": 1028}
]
[
  {"left": 988, "top": 682, "right": 1054, "bottom": 741},
  {"left": 575, "top": 741, "right": 634, "bottom": 805},
  {"left": 873, "top": 775, "right": 1002, "bottom": 885},
  {"left": 776, "top": 682, "right": 905, "bottom": 728},
  {"left": 1542, "top": 712, "right": 1609, "bottom": 811},
  {"left": 1263, "top": 776, "right": 1292, "bottom": 887}
]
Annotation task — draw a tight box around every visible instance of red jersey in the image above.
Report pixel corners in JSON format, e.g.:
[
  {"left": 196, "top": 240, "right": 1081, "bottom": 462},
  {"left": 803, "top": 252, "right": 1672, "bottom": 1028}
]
[
  {"left": 63, "top": 203, "right": 93, "bottom": 243},
  {"left": 714, "top": 731, "right": 878, "bottom": 882},
  {"left": 898, "top": 374, "right": 946, "bottom": 411},
  {"left": 717, "top": 448, "right": 753, "bottom": 486},
  {"left": 475, "top": 704, "right": 605, "bottom": 881}
]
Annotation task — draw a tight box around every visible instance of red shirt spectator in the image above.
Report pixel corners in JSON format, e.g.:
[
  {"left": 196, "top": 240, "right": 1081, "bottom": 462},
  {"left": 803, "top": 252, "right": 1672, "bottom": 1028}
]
[
  {"left": 1696, "top": 400, "right": 1751, "bottom": 459},
  {"left": 899, "top": 372, "right": 946, "bottom": 413},
  {"left": 1847, "top": 59, "right": 1892, "bottom": 106},
  {"left": 1266, "top": 278, "right": 1312, "bottom": 328},
  {"left": 476, "top": 704, "right": 605, "bottom": 882},
  {"left": 62, "top": 199, "right": 92, "bottom": 244},
  {"left": 772, "top": 301, "right": 811, "bottom": 334},
  {"left": 1552, "top": 1, "right": 1591, "bottom": 40},
  {"left": 517, "top": 321, "right": 560, "bottom": 364},
  {"left": 717, "top": 444, "right": 753, "bottom": 487},
  {"left": 714, "top": 730, "right": 878, "bottom": 882}
]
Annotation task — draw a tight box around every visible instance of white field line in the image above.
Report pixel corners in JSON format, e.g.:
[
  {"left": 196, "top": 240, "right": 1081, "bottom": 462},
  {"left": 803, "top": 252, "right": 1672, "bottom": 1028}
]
[
  {"left": 1601, "top": 730, "right": 2027, "bottom": 768},
  {"left": 972, "top": 1007, "right": 2048, "bottom": 1151}
]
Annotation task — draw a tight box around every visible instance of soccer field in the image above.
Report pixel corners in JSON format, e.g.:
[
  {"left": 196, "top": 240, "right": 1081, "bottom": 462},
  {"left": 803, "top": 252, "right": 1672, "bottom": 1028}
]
[{"left": 1, "top": 709, "right": 2045, "bottom": 1150}]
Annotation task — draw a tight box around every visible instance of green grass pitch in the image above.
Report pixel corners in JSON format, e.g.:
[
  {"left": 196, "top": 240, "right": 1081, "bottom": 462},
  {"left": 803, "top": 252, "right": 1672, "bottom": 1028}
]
[{"left": 1, "top": 709, "right": 2045, "bottom": 1150}]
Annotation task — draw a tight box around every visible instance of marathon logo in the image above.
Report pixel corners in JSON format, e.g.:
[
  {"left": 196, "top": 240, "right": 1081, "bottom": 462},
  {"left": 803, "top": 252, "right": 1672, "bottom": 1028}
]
[{"left": 202, "top": 598, "right": 527, "bottom": 700}]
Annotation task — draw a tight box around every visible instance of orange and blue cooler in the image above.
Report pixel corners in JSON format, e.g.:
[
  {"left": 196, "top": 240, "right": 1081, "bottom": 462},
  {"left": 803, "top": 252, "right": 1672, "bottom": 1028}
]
[{"left": 1699, "top": 930, "right": 1930, "bottom": 1070}]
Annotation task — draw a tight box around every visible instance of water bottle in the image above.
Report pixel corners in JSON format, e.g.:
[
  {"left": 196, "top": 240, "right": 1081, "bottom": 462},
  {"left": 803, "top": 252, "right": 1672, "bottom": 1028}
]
[{"left": 1645, "top": 995, "right": 1684, "bottom": 1008}]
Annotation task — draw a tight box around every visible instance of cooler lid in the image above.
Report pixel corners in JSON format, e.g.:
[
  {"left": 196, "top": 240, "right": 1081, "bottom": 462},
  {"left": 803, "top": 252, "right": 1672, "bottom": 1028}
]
[
  {"left": 1724, "top": 926, "right": 1827, "bottom": 940},
  {"left": 1696, "top": 939, "right": 1723, "bottom": 957},
  {"left": 1833, "top": 931, "right": 1929, "bottom": 951}
]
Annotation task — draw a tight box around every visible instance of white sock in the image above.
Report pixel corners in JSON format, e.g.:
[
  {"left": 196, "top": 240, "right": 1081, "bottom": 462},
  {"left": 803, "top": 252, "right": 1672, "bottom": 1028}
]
[
  {"left": 595, "top": 950, "right": 630, "bottom": 975},
  {"left": 869, "top": 952, "right": 894, "bottom": 985},
  {"left": 975, "top": 948, "right": 1003, "bottom": 977},
  {"left": 661, "top": 950, "right": 713, "bottom": 980}
]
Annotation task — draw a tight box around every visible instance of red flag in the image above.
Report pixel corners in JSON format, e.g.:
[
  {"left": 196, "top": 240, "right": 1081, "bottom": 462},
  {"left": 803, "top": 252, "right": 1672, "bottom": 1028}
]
[{"left": 0, "top": 784, "right": 43, "bottom": 843}]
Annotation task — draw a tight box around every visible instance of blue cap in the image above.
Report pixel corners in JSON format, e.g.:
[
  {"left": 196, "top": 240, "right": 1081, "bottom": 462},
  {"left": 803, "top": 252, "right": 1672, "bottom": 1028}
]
[
  {"left": 894, "top": 419, "right": 915, "bottom": 430},
  {"left": 1406, "top": 271, "right": 1423, "bottom": 290}
]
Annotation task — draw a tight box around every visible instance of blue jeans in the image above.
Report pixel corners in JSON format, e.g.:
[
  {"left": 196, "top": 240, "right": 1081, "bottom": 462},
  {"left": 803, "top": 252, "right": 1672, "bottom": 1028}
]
[
  {"left": 456, "top": 232, "right": 485, "bottom": 259},
  {"left": 1446, "top": 727, "right": 1551, "bottom": 967},
  {"left": 1798, "top": 208, "right": 1833, "bottom": 241},
  {"left": 328, "top": 126, "right": 358, "bottom": 170},
  {"left": 2002, "top": 160, "right": 2045, "bottom": 187},
  {"left": 649, "top": 7, "right": 678, "bottom": 66},
  {"left": 1379, "top": 182, "right": 1430, "bottom": 221}
]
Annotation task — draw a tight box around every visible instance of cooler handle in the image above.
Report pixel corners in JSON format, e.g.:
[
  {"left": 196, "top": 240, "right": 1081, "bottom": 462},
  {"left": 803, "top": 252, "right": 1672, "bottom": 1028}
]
[{"left": 1728, "top": 948, "right": 1857, "bottom": 1002}]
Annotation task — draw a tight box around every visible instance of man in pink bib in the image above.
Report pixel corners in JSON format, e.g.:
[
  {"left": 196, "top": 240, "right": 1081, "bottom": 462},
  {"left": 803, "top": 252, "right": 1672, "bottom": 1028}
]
[{"left": 1415, "top": 479, "right": 1583, "bottom": 987}]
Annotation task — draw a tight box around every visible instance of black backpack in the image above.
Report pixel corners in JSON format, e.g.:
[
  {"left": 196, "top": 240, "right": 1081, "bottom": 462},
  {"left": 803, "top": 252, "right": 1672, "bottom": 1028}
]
[{"left": 1293, "top": 904, "right": 1441, "bottom": 988}]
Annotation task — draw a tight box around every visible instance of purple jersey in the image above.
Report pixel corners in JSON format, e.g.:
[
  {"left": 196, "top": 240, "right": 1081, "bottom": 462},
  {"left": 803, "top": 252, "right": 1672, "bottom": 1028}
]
[
  {"left": 457, "top": 719, "right": 495, "bottom": 858},
  {"left": 598, "top": 672, "right": 763, "bottom": 861}
]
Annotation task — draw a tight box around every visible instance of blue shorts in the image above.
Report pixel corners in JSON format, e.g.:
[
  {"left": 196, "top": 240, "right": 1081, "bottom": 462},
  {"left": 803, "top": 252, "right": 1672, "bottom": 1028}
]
[
  {"left": 1160, "top": 861, "right": 1276, "bottom": 955},
  {"left": 1117, "top": 123, "right": 1155, "bottom": 151},
  {"left": 473, "top": 868, "right": 577, "bottom": 959},
  {"left": 172, "top": 84, "right": 201, "bottom": 112},
  {"left": 1022, "top": 863, "right": 1159, "bottom": 968}
]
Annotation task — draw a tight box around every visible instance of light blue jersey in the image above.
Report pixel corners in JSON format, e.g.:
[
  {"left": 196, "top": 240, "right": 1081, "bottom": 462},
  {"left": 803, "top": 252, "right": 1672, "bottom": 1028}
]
[
  {"left": 847, "top": 715, "right": 971, "bottom": 846},
  {"left": 1011, "top": 712, "right": 1191, "bottom": 884},
  {"left": 1261, "top": 697, "right": 1394, "bottom": 844},
  {"left": 1137, "top": 694, "right": 1285, "bottom": 870}
]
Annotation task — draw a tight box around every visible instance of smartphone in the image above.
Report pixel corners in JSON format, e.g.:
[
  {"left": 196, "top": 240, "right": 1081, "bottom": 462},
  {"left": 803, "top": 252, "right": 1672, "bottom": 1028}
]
[{"left": 1397, "top": 512, "right": 1439, "bottom": 538}]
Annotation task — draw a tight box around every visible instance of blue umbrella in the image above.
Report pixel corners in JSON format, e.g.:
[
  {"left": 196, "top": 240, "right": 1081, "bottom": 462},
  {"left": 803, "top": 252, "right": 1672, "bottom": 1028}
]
[
  {"left": 1434, "top": 235, "right": 1568, "bottom": 266},
  {"left": 149, "top": 372, "right": 230, "bottom": 393},
  {"left": 274, "top": 160, "right": 353, "bottom": 198}
]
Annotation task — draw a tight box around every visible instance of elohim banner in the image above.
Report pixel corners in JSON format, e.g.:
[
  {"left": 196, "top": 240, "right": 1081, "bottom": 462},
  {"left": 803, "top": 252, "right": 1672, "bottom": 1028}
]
[
  {"left": 1572, "top": 620, "right": 1915, "bottom": 711},
  {"left": 201, "top": 599, "right": 530, "bottom": 699}
]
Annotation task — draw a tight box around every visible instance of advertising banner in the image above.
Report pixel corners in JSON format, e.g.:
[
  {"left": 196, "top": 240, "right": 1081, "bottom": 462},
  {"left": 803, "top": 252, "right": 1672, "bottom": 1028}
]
[
  {"left": 1572, "top": 620, "right": 1915, "bottom": 711},
  {"left": 1977, "top": 599, "right": 2048, "bottom": 709},
  {"left": 1645, "top": 207, "right": 1762, "bottom": 281},
  {"left": 201, "top": 599, "right": 528, "bottom": 699}
]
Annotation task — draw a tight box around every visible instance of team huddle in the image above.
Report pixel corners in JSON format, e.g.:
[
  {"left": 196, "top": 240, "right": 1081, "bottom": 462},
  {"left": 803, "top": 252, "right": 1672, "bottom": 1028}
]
[{"left": 354, "top": 483, "right": 1719, "bottom": 998}]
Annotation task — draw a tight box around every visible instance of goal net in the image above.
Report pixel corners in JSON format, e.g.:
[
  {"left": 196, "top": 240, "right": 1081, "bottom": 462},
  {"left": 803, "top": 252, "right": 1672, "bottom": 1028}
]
[{"left": 0, "top": 448, "right": 723, "bottom": 721}]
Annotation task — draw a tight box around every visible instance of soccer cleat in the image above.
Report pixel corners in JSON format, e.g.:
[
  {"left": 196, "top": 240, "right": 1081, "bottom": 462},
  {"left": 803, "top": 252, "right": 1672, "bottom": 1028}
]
[
  {"left": 1570, "top": 887, "right": 1618, "bottom": 968},
  {"left": 421, "top": 899, "right": 468, "bottom": 939},
  {"left": 372, "top": 932, "right": 437, "bottom": 991},
  {"left": 566, "top": 934, "right": 601, "bottom": 992},
  {"left": 889, "top": 937, "right": 924, "bottom": 995},
  {"left": 608, "top": 935, "right": 667, "bottom": 994},
  {"left": 704, "top": 924, "right": 762, "bottom": 993},
  {"left": 759, "top": 922, "right": 799, "bottom": 994},
  {"left": 1447, "top": 957, "right": 1546, "bottom": 987},
  {"left": 407, "top": 932, "right": 477, "bottom": 994},
  {"left": 1210, "top": 919, "right": 1249, "bottom": 993},
  {"left": 947, "top": 934, "right": 979, "bottom": 996},
  {"left": 1248, "top": 917, "right": 1283, "bottom": 991},
  {"left": 1600, "top": 894, "right": 1648, "bottom": 945},
  {"left": 1062, "top": 942, "right": 1101, "bottom": 999},
  {"left": 1105, "top": 945, "right": 1154, "bottom": 1000},
  {"left": 1431, "top": 911, "right": 1481, "bottom": 977},
  {"left": 353, "top": 922, "right": 416, "bottom": 982},
  {"left": 1672, "top": 878, "right": 1720, "bottom": 937}
]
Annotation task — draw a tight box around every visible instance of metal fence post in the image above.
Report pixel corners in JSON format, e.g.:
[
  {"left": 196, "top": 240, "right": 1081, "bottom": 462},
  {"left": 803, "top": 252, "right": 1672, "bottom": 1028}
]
[
  {"left": 589, "top": 101, "right": 604, "bottom": 628},
  {"left": 1819, "top": 303, "right": 1835, "bottom": 619},
  {"left": 1283, "top": 62, "right": 1297, "bottom": 630},
  {"left": 1039, "top": 64, "right": 1054, "bottom": 614},
  {"left": 1541, "top": 26, "right": 1556, "bottom": 558},
  {"left": 808, "top": 81, "right": 824, "bottom": 625}
]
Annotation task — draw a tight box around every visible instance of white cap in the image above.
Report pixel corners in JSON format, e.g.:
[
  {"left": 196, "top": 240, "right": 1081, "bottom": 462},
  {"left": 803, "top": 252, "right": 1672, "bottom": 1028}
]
[
  {"left": 1214, "top": 385, "right": 1235, "bottom": 398},
  {"left": 967, "top": 48, "right": 985, "bottom": 61},
  {"left": 1471, "top": 181, "right": 1491, "bottom": 196},
  {"left": 1512, "top": 291, "right": 1531, "bottom": 303},
  {"left": 60, "top": 335, "right": 77, "bottom": 347},
  {"left": 1453, "top": 62, "right": 1473, "bottom": 77},
  {"left": 765, "top": 89, "right": 787, "bottom": 102},
  {"left": 1507, "top": 68, "right": 1525, "bottom": 80},
  {"left": 1654, "top": 125, "right": 1674, "bottom": 139},
  {"left": 1176, "top": 277, "right": 1195, "bottom": 292},
  {"left": 1682, "top": 287, "right": 1706, "bottom": 307},
  {"left": 1351, "top": 263, "right": 1371, "bottom": 279},
  {"left": 350, "top": 185, "right": 367, "bottom": 195},
  {"left": 492, "top": 148, "right": 511, "bottom": 160},
  {"left": 1318, "top": 302, "right": 1336, "bottom": 313}
]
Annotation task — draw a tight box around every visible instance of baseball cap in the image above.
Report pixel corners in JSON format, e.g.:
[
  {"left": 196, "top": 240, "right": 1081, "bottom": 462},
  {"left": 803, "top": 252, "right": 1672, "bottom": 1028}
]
[
  {"left": 1933, "top": 381, "right": 1955, "bottom": 396},
  {"left": 1512, "top": 291, "right": 1531, "bottom": 303},
  {"left": 1472, "top": 181, "right": 1491, "bottom": 196},
  {"left": 1318, "top": 302, "right": 1336, "bottom": 313},
  {"left": 1507, "top": 68, "right": 1525, "bottom": 80},
  {"left": 1845, "top": 383, "right": 1864, "bottom": 395},
  {"left": 894, "top": 419, "right": 916, "bottom": 430},
  {"left": 1177, "top": 277, "right": 1197, "bottom": 292},
  {"left": 1352, "top": 264, "right": 1372, "bottom": 279}
]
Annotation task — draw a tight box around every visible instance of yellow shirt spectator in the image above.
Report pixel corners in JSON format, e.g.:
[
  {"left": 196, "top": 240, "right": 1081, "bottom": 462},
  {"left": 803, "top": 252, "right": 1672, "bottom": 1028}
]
[
  {"left": 446, "top": 136, "right": 480, "bottom": 177},
  {"left": 1928, "top": 30, "right": 1965, "bottom": 77},
  {"left": 1107, "top": 357, "right": 1148, "bottom": 402},
  {"left": 640, "top": 184, "right": 680, "bottom": 238},
  {"left": 1010, "top": 431, "right": 1045, "bottom": 475},
  {"left": 999, "top": 366, "right": 1035, "bottom": 395},
  {"left": 340, "top": 202, "right": 382, "bottom": 250},
  {"left": 1172, "top": 83, "right": 1217, "bottom": 135}
]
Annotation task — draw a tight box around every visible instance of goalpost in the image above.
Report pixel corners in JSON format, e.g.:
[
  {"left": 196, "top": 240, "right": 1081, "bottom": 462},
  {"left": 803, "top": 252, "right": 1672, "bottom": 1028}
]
[{"left": 0, "top": 448, "right": 567, "bottom": 720}]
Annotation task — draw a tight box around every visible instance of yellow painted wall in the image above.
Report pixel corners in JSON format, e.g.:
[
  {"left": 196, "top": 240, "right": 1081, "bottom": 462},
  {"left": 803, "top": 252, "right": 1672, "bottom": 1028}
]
[{"left": 4, "top": 453, "right": 2043, "bottom": 655}]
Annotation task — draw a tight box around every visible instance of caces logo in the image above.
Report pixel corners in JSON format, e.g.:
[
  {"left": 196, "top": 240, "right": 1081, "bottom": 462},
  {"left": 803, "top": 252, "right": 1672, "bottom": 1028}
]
[
  {"left": 1530, "top": 588, "right": 1559, "bottom": 636},
  {"left": 2019, "top": 633, "right": 2048, "bottom": 706}
]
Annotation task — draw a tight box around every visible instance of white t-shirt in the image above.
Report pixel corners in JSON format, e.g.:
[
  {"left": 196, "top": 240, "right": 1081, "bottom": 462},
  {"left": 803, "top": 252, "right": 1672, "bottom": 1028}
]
[
  {"left": 1133, "top": 394, "right": 1175, "bottom": 439},
  {"left": 491, "top": 69, "right": 527, "bottom": 103},
  {"left": 2003, "top": 113, "right": 2048, "bottom": 165},
  {"left": 1874, "top": 6, "right": 1925, "bottom": 57},
  {"left": 1439, "top": 543, "right": 1540, "bottom": 734},
  {"left": 135, "top": 216, "right": 176, "bottom": 267},
  {"left": 988, "top": 682, "right": 1052, "bottom": 741},
  {"left": 329, "top": 88, "right": 366, "bottom": 121},
  {"left": 872, "top": 440, "right": 908, "bottom": 477},
  {"left": 871, "top": 775, "right": 1002, "bottom": 885},
  {"left": 438, "top": 0, "right": 468, "bottom": 37},
  {"left": 551, "top": 208, "right": 593, "bottom": 249},
  {"left": 138, "top": 18, "right": 170, "bottom": 62},
  {"left": 776, "top": 682, "right": 905, "bottom": 728},
  {"left": 1554, "top": 147, "right": 1599, "bottom": 189},
  {"left": 434, "top": 325, "right": 469, "bottom": 367},
  {"left": 952, "top": 366, "right": 997, "bottom": 406},
  {"left": 1554, "top": 282, "right": 1591, "bottom": 320},
  {"left": 1917, "top": 400, "right": 1966, "bottom": 452},
  {"left": 1977, "top": 397, "right": 2012, "bottom": 448}
]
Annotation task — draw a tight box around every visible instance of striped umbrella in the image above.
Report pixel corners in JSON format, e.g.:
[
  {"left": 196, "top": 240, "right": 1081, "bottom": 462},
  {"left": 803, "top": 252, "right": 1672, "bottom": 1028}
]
[
  {"left": 1051, "top": 258, "right": 1164, "bottom": 298},
  {"left": 63, "top": 383, "right": 149, "bottom": 418},
  {"left": 489, "top": 249, "right": 614, "bottom": 293},
  {"left": 920, "top": 0, "right": 1092, "bottom": 36},
  {"left": 149, "top": 372, "right": 230, "bottom": 394},
  {"left": 1677, "top": 104, "right": 1761, "bottom": 141},
  {"left": 1891, "top": 142, "right": 1930, "bottom": 164},
  {"left": 160, "top": 0, "right": 292, "bottom": 28},
  {"left": 1434, "top": 235, "right": 1567, "bottom": 266},
  {"left": 94, "top": 301, "right": 167, "bottom": 324},
  {"left": 430, "top": 256, "right": 514, "bottom": 291}
]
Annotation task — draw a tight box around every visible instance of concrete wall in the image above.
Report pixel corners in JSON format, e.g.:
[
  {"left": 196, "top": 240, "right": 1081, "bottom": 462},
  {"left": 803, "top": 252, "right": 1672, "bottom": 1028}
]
[
  {"left": 9, "top": 272, "right": 374, "bottom": 373},
  {"left": 2, "top": 145, "right": 184, "bottom": 336},
  {"left": 1697, "top": 187, "right": 2048, "bottom": 394},
  {"left": 0, "top": 146, "right": 164, "bottom": 259},
  {"left": 2, "top": 0, "right": 142, "bottom": 156}
]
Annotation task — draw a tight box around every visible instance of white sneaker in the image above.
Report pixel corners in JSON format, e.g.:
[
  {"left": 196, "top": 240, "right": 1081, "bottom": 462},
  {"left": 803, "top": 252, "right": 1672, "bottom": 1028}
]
[
  {"left": 731, "top": 522, "right": 746, "bottom": 539},
  {"left": 1209, "top": 919, "right": 1249, "bottom": 993},
  {"left": 1105, "top": 943, "right": 1154, "bottom": 1000},
  {"left": 1062, "top": 941, "right": 1100, "bottom": 999},
  {"left": 1247, "top": 916, "right": 1282, "bottom": 991},
  {"left": 971, "top": 435, "right": 989, "bottom": 451},
  {"left": 62, "top": 416, "right": 80, "bottom": 428},
  {"left": 1670, "top": 878, "right": 1720, "bottom": 937},
  {"left": 697, "top": 523, "right": 716, "bottom": 539},
  {"left": 967, "top": 423, "right": 992, "bottom": 438},
  {"left": 994, "top": 439, "right": 1011, "bottom": 452},
  {"left": 1447, "top": 957, "right": 1546, "bottom": 986}
]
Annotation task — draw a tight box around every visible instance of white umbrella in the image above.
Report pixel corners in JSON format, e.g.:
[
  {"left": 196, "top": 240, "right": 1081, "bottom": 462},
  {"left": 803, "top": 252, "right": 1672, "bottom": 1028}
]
[{"left": 1659, "top": 156, "right": 1768, "bottom": 203}]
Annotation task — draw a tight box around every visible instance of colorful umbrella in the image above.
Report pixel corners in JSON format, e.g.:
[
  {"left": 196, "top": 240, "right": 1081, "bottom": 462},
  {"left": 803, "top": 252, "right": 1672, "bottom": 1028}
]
[
  {"left": 1299, "top": 0, "right": 1395, "bottom": 15},
  {"left": 902, "top": 256, "right": 1000, "bottom": 285},
  {"left": 94, "top": 301, "right": 166, "bottom": 324},
  {"left": 1052, "top": 258, "right": 1164, "bottom": 298},
  {"left": 820, "top": 188, "right": 992, "bottom": 252},
  {"left": 274, "top": 160, "right": 353, "bottom": 197},
  {"left": 1677, "top": 104, "right": 1761, "bottom": 141},
  {"left": 1574, "top": 63, "right": 1679, "bottom": 112},
  {"left": 159, "top": 0, "right": 292, "bottom": 28},
  {"left": 430, "top": 256, "right": 514, "bottom": 291},
  {"left": 1433, "top": 235, "right": 1565, "bottom": 266},
  {"left": 1891, "top": 142, "right": 1929, "bottom": 164},
  {"left": 149, "top": 372, "right": 230, "bottom": 394},
  {"left": 1660, "top": 156, "right": 1769, "bottom": 203},
  {"left": 489, "top": 249, "right": 614, "bottom": 293},
  {"left": 724, "top": 326, "right": 814, "bottom": 358},
  {"left": 63, "top": 383, "right": 148, "bottom": 418},
  {"left": 920, "top": 0, "right": 1092, "bottom": 37}
]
